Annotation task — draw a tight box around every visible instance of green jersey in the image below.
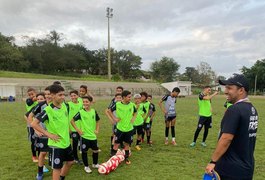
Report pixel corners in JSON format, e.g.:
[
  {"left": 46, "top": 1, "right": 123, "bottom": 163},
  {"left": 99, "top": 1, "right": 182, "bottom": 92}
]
[
  {"left": 111, "top": 102, "right": 136, "bottom": 132},
  {"left": 73, "top": 108, "right": 100, "bottom": 140},
  {"left": 224, "top": 101, "right": 233, "bottom": 109},
  {"left": 25, "top": 98, "right": 38, "bottom": 112},
  {"left": 36, "top": 103, "right": 70, "bottom": 149},
  {"left": 142, "top": 101, "right": 151, "bottom": 123},
  {"left": 68, "top": 101, "right": 83, "bottom": 131},
  {"left": 198, "top": 93, "right": 212, "bottom": 117},
  {"left": 133, "top": 103, "right": 145, "bottom": 126}
]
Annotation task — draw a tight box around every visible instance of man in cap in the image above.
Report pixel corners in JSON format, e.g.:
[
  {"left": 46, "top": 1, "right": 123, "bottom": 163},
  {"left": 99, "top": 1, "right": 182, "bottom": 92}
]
[{"left": 205, "top": 74, "right": 258, "bottom": 180}]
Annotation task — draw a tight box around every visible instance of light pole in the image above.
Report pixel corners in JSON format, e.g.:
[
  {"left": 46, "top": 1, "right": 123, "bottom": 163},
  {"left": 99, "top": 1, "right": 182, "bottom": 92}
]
[{"left": 106, "top": 7, "right": 113, "bottom": 80}]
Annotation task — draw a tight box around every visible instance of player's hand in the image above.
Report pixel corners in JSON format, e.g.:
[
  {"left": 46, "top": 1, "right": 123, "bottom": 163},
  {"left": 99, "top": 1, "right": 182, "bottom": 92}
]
[
  {"left": 77, "top": 129, "right": 83, "bottom": 136},
  {"left": 94, "top": 130, "right": 99, "bottom": 134},
  {"left": 35, "top": 131, "right": 44, "bottom": 137},
  {"left": 114, "top": 118, "right": 120, "bottom": 122},
  {"left": 205, "top": 163, "right": 215, "bottom": 175},
  {"left": 163, "top": 110, "right": 167, "bottom": 115},
  {"left": 48, "top": 133, "right": 60, "bottom": 142}
]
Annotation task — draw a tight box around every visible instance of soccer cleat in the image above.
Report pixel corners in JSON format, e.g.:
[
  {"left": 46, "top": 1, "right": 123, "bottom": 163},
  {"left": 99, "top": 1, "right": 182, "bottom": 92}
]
[
  {"left": 164, "top": 139, "right": 169, "bottom": 145},
  {"left": 190, "top": 142, "right": 196, "bottom": 147},
  {"left": 32, "top": 156, "right": 38, "bottom": 163},
  {"left": 201, "top": 142, "right": 207, "bottom": 147},
  {"left": 92, "top": 164, "right": 100, "bottom": 168},
  {"left": 172, "top": 140, "right": 177, "bottom": 146},
  {"left": 36, "top": 174, "right": 43, "bottom": 180},
  {"left": 43, "top": 165, "right": 49, "bottom": 173},
  {"left": 125, "top": 159, "right": 131, "bottom": 165},
  {"left": 135, "top": 145, "right": 141, "bottom": 151},
  {"left": 84, "top": 166, "right": 92, "bottom": 173}
]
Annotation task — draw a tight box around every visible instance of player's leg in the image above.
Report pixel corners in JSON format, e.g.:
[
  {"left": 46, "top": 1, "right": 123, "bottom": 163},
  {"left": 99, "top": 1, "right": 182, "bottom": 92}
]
[
  {"left": 190, "top": 117, "right": 204, "bottom": 147},
  {"left": 60, "top": 146, "right": 74, "bottom": 178},
  {"left": 80, "top": 138, "right": 91, "bottom": 173},
  {"left": 149, "top": 121, "right": 153, "bottom": 143},
  {"left": 111, "top": 129, "right": 122, "bottom": 156},
  {"left": 201, "top": 117, "right": 212, "bottom": 147},
  {"left": 91, "top": 140, "right": 99, "bottom": 168},
  {"left": 170, "top": 118, "right": 176, "bottom": 145},
  {"left": 123, "top": 130, "right": 133, "bottom": 165},
  {"left": 71, "top": 132, "right": 81, "bottom": 163},
  {"left": 165, "top": 118, "right": 170, "bottom": 145}
]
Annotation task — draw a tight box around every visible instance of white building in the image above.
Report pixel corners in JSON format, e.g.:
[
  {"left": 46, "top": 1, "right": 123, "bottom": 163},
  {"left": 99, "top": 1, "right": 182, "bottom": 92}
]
[
  {"left": 0, "top": 83, "right": 17, "bottom": 99},
  {"left": 161, "top": 81, "right": 192, "bottom": 96}
]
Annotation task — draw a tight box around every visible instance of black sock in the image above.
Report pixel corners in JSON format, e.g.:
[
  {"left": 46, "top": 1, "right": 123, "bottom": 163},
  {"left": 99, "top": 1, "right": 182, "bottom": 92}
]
[
  {"left": 165, "top": 127, "right": 169, "bottom": 137},
  {"left": 136, "top": 139, "right": 140, "bottom": 145},
  {"left": 60, "top": 176, "right": 65, "bottom": 180},
  {"left": 147, "top": 136, "right": 150, "bottom": 143},
  {"left": 82, "top": 152, "right": 88, "bottom": 167},
  {"left": 203, "top": 127, "right": 209, "bottom": 142},
  {"left": 125, "top": 150, "right": 129, "bottom": 159},
  {"left": 72, "top": 138, "right": 79, "bottom": 160},
  {"left": 193, "top": 127, "right": 202, "bottom": 142},
  {"left": 171, "top": 126, "right": 175, "bottom": 138},
  {"left": 142, "top": 131, "right": 145, "bottom": 140},
  {"left": 92, "top": 152, "right": 98, "bottom": 164},
  {"left": 38, "top": 166, "right": 43, "bottom": 175},
  {"left": 110, "top": 136, "right": 114, "bottom": 149},
  {"left": 111, "top": 149, "right": 117, "bottom": 156},
  {"left": 31, "top": 142, "right": 36, "bottom": 156}
]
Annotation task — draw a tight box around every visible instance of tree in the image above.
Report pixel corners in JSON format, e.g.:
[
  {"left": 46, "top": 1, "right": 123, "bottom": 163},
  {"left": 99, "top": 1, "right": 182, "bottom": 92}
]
[
  {"left": 46, "top": 30, "right": 63, "bottom": 46},
  {"left": 150, "top": 57, "right": 180, "bottom": 82},
  {"left": 196, "top": 62, "right": 216, "bottom": 86},
  {"left": 241, "top": 59, "right": 265, "bottom": 93},
  {"left": 180, "top": 67, "right": 200, "bottom": 83}
]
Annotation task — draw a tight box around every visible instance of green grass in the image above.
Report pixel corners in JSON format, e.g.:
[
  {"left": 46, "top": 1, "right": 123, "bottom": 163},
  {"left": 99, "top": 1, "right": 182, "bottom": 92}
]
[{"left": 0, "top": 96, "right": 264, "bottom": 179}]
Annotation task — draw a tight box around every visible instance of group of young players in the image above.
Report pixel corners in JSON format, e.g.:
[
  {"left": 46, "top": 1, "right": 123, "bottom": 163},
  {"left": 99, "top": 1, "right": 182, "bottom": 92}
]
[{"left": 24, "top": 82, "right": 184, "bottom": 180}]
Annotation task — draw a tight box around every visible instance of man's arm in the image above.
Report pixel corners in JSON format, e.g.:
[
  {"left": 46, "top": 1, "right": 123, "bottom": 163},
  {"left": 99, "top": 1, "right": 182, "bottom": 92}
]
[
  {"left": 202, "top": 91, "right": 218, "bottom": 100},
  {"left": 158, "top": 96, "right": 167, "bottom": 115},
  {"left": 205, "top": 133, "right": 234, "bottom": 174}
]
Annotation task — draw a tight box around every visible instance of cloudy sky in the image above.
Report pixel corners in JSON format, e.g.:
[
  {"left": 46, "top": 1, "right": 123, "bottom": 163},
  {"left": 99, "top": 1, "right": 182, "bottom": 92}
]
[{"left": 1, "top": 0, "right": 265, "bottom": 77}]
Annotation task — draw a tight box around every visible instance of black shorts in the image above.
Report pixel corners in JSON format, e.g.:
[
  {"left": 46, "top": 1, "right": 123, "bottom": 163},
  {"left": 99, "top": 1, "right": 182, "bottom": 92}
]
[
  {"left": 115, "top": 129, "right": 133, "bottom": 145},
  {"left": 150, "top": 121, "right": 153, "bottom": 127},
  {"left": 71, "top": 132, "right": 80, "bottom": 141},
  {"left": 165, "top": 116, "right": 176, "bottom": 121},
  {"left": 27, "top": 127, "right": 36, "bottom": 143},
  {"left": 80, "top": 138, "right": 98, "bottom": 152},
  {"left": 133, "top": 125, "right": 143, "bottom": 135},
  {"left": 112, "top": 124, "right": 117, "bottom": 134},
  {"left": 143, "top": 123, "right": 151, "bottom": 130},
  {"left": 49, "top": 145, "right": 74, "bottom": 169},
  {"left": 198, "top": 116, "right": 212, "bottom": 128},
  {"left": 35, "top": 137, "right": 49, "bottom": 152}
]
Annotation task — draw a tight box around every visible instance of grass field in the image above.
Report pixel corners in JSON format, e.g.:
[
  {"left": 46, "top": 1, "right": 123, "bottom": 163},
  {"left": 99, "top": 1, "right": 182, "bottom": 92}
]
[{"left": 0, "top": 96, "right": 264, "bottom": 180}]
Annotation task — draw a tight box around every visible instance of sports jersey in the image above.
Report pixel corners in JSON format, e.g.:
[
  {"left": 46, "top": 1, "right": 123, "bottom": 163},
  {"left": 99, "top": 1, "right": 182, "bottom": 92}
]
[
  {"left": 149, "top": 103, "right": 156, "bottom": 120},
  {"left": 133, "top": 103, "right": 146, "bottom": 126},
  {"left": 108, "top": 98, "right": 116, "bottom": 109},
  {"left": 198, "top": 93, "right": 212, "bottom": 117},
  {"left": 215, "top": 101, "right": 258, "bottom": 179},
  {"left": 161, "top": 94, "right": 176, "bottom": 118},
  {"left": 67, "top": 101, "right": 83, "bottom": 132},
  {"left": 36, "top": 103, "right": 70, "bottom": 149},
  {"left": 32, "top": 101, "right": 48, "bottom": 131},
  {"left": 73, "top": 108, "right": 100, "bottom": 140},
  {"left": 25, "top": 98, "right": 38, "bottom": 112},
  {"left": 111, "top": 102, "right": 136, "bottom": 132},
  {"left": 142, "top": 101, "right": 151, "bottom": 123},
  {"left": 224, "top": 101, "right": 233, "bottom": 109}
]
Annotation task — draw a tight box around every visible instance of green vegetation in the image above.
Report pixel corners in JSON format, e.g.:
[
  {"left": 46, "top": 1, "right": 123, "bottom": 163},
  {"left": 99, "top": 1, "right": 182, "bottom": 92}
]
[{"left": 0, "top": 96, "right": 264, "bottom": 179}]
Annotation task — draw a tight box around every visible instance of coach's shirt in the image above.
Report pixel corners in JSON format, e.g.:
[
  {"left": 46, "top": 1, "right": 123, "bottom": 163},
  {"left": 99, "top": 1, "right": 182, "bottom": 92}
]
[
  {"left": 198, "top": 93, "right": 212, "bottom": 117},
  {"left": 215, "top": 101, "right": 258, "bottom": 179},
  {"left": 111, "top": 102, "right": 136, "bottom": 132},
  {"left": 161, "top": 94, "right": 176, "bottom": 118},
  {"left": 36, "top": 103, "right": 70, "bottom": 149},
  {"left": 73, "top": 108, "right": 100, "bottom": 140}
]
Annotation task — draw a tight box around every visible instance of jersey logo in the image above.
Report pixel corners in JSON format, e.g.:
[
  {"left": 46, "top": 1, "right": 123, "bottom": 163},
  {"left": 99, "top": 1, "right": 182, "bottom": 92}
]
[
  {"left": 251, "top": 107, "right": 256, "bottom": 115},
  {"left": 82, "top": 144, "right": 86, "bottom": 149},
  {"left": 54, "top": 158, "right": 60, "bottom": 165}
]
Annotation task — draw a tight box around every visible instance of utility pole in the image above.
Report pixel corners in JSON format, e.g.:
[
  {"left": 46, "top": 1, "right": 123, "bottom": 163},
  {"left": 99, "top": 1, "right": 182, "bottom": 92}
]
[
  {"left": 106, "top": 7, "right": 113, "bottom": 80},
  {"left": 254, "top": 74, "right": 257, "bottom": 95}
]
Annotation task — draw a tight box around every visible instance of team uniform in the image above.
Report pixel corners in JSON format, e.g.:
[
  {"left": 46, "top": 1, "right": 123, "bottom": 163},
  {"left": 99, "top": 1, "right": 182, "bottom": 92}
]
[
  {"left": 66, "top": 101, "right": 83, "bottom": 162},
  {"left": 149, "top": 103, "right": 156, "bottom": 127},
  {"left": 161, "top": 94, "right": 177, "bottom": 121},
  {"left": 73, "top": 108, "right": 100, "bottom": 169},
  {"left": 108, "top": 98, "right": 118, "bottom": 137},
  {"left": 215, "top": 101, "right": 258, "bottom": 179},
  {"left": 133, "top": 103, "right": 145, "bottom": 148},
  {"left": 224, "top": 101, "right": 233, "bottom": 109},
  {"left": 36, "top": 103, "right": 74, "bottom": 169},
  {"left": 142, "top": 101, "right": 151, "bottom": 131}
]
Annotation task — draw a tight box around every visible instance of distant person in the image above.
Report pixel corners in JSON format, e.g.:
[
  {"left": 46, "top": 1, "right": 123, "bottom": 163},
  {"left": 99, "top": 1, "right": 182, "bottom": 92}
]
[
  {"left": 190, "top": 86, "right": 218, "bottom": 147},
  {"left": 159, "top": 87, "right": 180, "bottom": 145},
  {"left": 205, "top": 74, "right": 258, "bottom": 180},
  {"left": 31, "top": 85, "right": 74, "bottom": 180},
  {"left": 79, "top": 85, "right": 95, "bottom": 104},
  {"left": 53, "top": 81, "right": 61, "bottom": 86},
  {"left": 140, "top": 92, "right": 151, "bottom": 145},
  {"left": 71, "top": 95, "right": 100, "bottom": 173},
  {"left": 147, "top": 95, "right": 156, "bottom": 144}
]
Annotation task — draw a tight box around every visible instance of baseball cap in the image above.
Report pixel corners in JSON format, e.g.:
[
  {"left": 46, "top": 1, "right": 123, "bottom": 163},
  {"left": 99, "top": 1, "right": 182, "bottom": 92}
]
[
  {"left": 218, "top": 74, "right": 249, "bottom": 92},
  {"left": 134, "top": 94, "right": 141, "bottom": 98}
]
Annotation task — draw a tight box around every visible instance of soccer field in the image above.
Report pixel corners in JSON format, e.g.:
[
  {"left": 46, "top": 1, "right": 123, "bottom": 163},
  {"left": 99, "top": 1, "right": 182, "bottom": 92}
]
[{"left": 0, "top": 96, "right": 264, "bottom": 179}]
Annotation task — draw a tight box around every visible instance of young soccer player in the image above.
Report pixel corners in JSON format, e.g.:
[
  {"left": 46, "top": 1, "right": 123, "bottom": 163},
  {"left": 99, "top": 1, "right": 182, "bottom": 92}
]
[
  {"left": 109, "top": 90, "right": 137, "bottom": 165},
  {"left": 24, "top": 88, "right": 39, "bottom": 162},
  {"left": 140, "top": 92, "right": 152, "bottom": 145},
  {"left": 159, "top": 87, "right": 180, "bottom": 145},
  {"left": 31, "top": 84, "right": 74, "bottom": 180},
  {"left": 147, "top": 95, "right": 156, "bottom": 144},
  {"left": 70, "top": 95, "right": 100, "bottom": 173},
  {"left": 28, "top": 87, "right": 52, "bottom": 179},
  {"left": 105, "top": 93, "right": 122, "bottom": 155},
  {"left": 67, "top": 90, "right": 83, "bottom": 164},
  {"left": 190, "top": 86, "right": 218, "bottom": 147},
  {"left": 133, "top": 94, "right": 145, "bottom": 150}
]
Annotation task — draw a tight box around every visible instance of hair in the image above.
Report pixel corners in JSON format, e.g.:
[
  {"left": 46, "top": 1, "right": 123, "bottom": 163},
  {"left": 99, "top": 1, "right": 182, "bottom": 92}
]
[
  {"left": 82, "top": 95, "right": 93, "bottom": 102},
  {"left": 80, "top": 85, "right": 88, "bottom": 93},
  {"left": 49, "top": 84, "right": 65, "bottom": 94},
  {"left": 115, "top": 93, "right": 122, "bottom": 97},
  {"left": 147, "top": 94, "right": 153, "bottom": 98},
  {"left": 70, "top": 90, "right": 79, "bottom": 95},
  {"left": 53, "top": 81, "right": 61, "bottom": 86},
  {"left": 140, "top": 91, "right": 148, "bottom": 98},
  {"left": 134, "top": 94, "right": 141, "bottom": 99},
  {"left": 121, "top": 90, "right": 131, "bottom": 98},
  {"left": 203, "top": 85, "right": 211, "bottom": 89},
  {"left": 27, "top": 88, "right": 36, "bottom": 93},
  {"left": 116, "top": 86, "right": 124, "bottom": 91},
  {"left": 44, "top": 86, "right": 50, "bottom": 91},
  {"left": 36, "top": 92, "right": 45, "bottom": 98},
  {"left": 172, "top": 87, "right": 180, "bottom": 93}
]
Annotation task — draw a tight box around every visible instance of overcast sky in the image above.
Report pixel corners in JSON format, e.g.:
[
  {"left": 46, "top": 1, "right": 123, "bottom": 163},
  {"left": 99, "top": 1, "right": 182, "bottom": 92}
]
[{"left": 1, "top": 0, "right": 265, "bottom": 77}]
